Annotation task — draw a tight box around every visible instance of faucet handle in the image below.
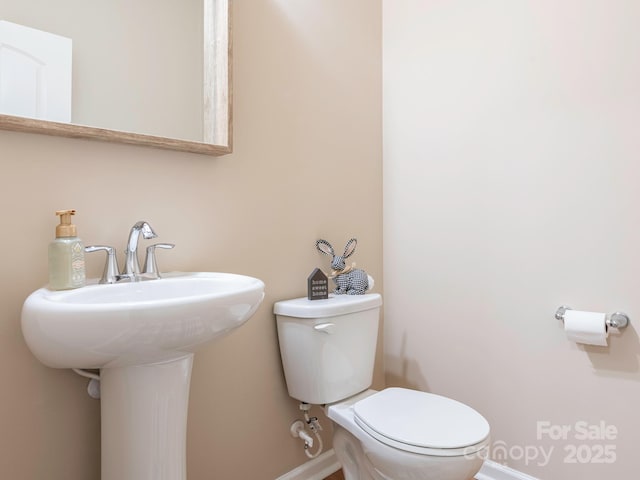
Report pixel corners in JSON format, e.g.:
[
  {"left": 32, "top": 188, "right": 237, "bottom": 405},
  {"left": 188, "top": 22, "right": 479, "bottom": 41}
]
[
  {"left": 85, "top": 245, "right": 120, "bottom": 284},
  {"left": 143, "top": 243, "right": 175, "bottom": 278}
]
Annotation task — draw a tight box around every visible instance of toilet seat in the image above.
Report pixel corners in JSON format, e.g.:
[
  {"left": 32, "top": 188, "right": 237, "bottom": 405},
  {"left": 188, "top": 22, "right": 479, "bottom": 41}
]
[{"left": 353, "top": 388, "right": 490, "bottom": 456}]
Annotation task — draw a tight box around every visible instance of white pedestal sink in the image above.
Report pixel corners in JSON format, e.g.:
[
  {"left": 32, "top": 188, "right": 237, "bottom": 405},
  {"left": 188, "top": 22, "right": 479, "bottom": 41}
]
[{"left": 21, "top": 272, "right": 265, "bottom": 480}]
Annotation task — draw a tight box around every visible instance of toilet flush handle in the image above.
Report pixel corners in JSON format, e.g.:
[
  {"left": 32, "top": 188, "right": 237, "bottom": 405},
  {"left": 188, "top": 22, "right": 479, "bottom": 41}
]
[{"left": 313, "top": 323, "right": 335, "bottom": 334}]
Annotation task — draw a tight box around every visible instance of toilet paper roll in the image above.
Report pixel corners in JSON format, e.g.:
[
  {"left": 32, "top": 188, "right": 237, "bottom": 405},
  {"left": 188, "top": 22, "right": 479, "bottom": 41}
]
[{"left": 564, "top": 310, "right": 608, "bottom": 346}]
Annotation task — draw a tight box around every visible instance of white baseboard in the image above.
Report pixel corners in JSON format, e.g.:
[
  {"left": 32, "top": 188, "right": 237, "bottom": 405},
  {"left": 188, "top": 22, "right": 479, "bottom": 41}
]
[
  {"left": 275, "top": 453, "right": 538, "bottom": 480},
  {"left": 476, "top": 460, "right": 540, "bottom": 480},
  {"left": 275, "top": 449, "right": 341, "bottom": 480}
]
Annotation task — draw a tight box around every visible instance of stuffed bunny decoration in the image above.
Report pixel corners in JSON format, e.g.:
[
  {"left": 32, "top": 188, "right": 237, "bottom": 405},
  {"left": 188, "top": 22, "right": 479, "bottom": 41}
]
[{"left": 316, "top": 238, "right": 369, "bottom": 295}]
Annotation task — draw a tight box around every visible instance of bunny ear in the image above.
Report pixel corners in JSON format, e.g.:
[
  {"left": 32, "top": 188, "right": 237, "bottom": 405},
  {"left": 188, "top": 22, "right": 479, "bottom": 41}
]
[
  {"left": 343, "top": 238, "right": 358, "bottom": 258},
  {"left": 316, "top": 239, "right": 335, "bottom": 256}
]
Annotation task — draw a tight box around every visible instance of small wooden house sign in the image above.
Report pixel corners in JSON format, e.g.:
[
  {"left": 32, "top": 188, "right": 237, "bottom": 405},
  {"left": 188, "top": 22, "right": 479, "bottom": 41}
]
[{"left": 307, "top": 268, "right": 329, "bottom": 300}]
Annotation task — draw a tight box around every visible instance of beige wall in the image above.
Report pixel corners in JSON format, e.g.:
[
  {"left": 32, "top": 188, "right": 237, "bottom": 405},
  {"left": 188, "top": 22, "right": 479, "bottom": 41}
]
[
  {"left": 0, "top": 1, "right": 382, "bottom": 479},
  {"left": 384, "top": 0, "right": 640, "bottom": 478}
]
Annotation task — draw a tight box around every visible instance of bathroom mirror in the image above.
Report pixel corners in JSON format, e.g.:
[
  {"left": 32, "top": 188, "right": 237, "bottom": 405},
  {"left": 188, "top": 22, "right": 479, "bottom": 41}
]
[{"left": 0, "top": 0, "right": 231, "bottom": 155}]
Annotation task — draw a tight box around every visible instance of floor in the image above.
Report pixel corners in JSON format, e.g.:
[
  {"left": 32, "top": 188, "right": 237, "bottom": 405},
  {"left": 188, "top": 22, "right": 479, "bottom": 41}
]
[{"left": 324, "top": 470, "right": 345, "bottom": 480}]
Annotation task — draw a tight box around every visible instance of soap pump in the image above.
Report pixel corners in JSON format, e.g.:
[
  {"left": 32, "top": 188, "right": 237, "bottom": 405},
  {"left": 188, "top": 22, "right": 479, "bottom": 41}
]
[{"left": 48, "top": 209, "right": 86, "bottom": 290}]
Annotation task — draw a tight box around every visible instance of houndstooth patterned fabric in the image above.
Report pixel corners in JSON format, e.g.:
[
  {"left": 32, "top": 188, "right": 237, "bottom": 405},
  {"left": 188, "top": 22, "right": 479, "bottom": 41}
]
[
  {"left": 316, "top": 238, "right": 369, "bottom": 295},
  {"left": 334, "top": 268, "right": 368, "bottom": 295}
]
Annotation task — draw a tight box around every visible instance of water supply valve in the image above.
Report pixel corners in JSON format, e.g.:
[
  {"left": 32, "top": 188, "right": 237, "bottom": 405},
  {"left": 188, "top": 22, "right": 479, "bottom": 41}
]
[
  {"left": 293, "top": 402, "right": 324, "bottom": 459},
  {"left": 290, "top": 420, "right": 314, "bottom": 448}
]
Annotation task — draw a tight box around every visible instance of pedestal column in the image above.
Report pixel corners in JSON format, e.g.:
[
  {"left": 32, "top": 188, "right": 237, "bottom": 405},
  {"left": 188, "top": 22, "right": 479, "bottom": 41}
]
[{"left": 100, "top": 354, "right": 194, "bottom": 480}]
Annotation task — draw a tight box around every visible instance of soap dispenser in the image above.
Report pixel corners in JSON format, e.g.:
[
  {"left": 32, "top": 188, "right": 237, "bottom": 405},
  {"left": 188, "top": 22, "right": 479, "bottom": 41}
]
[{"left": 48, "top": 209, "right": 86, "bottom": 290}]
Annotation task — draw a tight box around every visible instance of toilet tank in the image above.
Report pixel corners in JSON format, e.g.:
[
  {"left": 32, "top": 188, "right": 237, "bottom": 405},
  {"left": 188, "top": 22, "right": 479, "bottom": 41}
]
[{"left": 274, "top": 294, "right": 382, "bottom": 405}]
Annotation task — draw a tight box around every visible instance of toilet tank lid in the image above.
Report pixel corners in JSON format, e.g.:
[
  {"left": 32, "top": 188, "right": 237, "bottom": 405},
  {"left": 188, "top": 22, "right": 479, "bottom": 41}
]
[{"left": 274, "top": 293, "right": 382, "bottom": 318}]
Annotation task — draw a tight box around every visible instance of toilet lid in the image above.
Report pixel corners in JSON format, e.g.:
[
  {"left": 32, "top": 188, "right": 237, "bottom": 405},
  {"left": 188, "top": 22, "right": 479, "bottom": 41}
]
[{"left": 354, "top": 388, "right": 490, "bottom": 452}]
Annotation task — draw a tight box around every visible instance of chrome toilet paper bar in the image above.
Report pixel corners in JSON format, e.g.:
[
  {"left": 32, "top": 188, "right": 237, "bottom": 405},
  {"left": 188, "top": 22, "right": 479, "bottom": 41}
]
[{"left": 555, "top": 306, "right": 629, "bottom": 329}]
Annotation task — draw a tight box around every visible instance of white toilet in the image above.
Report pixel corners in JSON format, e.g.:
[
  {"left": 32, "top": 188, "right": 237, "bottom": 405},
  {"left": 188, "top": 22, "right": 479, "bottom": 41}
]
[{"left": 274, "top": 293, "right": 490, "bottom": 480}]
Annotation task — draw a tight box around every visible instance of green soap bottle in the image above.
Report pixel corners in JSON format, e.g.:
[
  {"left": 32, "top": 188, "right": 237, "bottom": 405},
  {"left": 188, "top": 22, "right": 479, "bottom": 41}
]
[{"left": 48, "top": 209, "right": 86, "bottom": 290}]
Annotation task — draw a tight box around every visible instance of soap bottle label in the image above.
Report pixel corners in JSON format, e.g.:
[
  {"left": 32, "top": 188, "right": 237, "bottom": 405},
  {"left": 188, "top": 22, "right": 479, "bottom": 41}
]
[
  {"left": 71, "top": 242, "right": 86, "bottom": 286},
  {"left": 48, "top": 238, "right": 85, "bottom": 290}
]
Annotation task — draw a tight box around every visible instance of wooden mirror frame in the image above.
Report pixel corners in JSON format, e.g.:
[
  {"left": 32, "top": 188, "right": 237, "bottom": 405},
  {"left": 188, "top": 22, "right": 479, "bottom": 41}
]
[{"left": 0, "top": 0, "right": 232, "bottom": 156}]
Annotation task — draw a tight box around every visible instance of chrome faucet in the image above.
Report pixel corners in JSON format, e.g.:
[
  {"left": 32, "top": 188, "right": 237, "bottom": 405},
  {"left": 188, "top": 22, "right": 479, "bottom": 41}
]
[
  {"left": 122, "top": 221, "right": 157, "bottom": 280},
  {"left": 85, "top": 220, "right": 175, "bottom": 283}
]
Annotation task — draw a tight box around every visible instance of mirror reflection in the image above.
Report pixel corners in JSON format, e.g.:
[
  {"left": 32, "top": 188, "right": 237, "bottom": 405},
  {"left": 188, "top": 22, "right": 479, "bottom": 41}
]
[{"left": 0, "top": 0, "right": 230, "bottom": 154}]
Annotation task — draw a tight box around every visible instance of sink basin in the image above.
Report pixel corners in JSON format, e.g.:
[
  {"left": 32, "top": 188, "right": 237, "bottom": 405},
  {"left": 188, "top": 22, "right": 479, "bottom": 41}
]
[
  {"left": 22, "top": 272, "right": 265, "bottom": 368},
  {"left": 21, "top": 271, "right": 265, "bottom": 480}
]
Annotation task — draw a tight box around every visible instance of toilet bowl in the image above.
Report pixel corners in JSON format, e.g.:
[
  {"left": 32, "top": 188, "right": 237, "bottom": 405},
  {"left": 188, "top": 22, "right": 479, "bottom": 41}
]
[
  {"left": 327, "top": 389, "right": 489, "bottom": 480},
  {"left": 274, "top": 294, "right": 490, "bottom": 480}
]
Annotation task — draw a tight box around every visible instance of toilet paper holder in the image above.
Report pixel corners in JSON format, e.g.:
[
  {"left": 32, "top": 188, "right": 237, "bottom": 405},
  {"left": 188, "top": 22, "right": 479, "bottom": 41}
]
[{"left": 555, "top": 306, "right": 629, "bottom": 329}]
